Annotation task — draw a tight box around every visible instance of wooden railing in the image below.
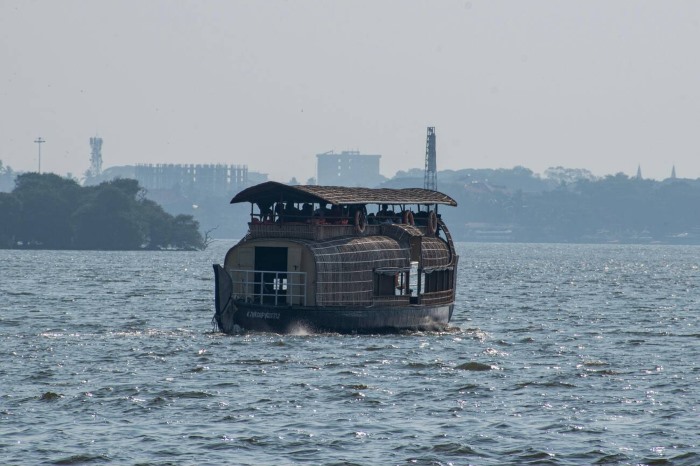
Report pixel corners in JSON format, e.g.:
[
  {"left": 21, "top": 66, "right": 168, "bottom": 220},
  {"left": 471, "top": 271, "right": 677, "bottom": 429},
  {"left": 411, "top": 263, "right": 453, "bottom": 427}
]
[{"left": 227, "top": 268, "right": 307, "bottom": 306}]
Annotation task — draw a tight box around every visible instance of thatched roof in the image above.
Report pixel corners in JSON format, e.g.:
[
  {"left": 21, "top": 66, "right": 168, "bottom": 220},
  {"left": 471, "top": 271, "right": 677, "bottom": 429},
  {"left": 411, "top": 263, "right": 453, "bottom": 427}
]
[{"left": 230, "top": 181, "right": 457, "bottom": 206}]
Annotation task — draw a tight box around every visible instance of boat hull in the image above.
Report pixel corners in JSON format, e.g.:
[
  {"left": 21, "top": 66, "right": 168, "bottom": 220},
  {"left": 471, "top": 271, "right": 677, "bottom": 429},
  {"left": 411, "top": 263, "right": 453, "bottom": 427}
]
[{"left": 215, "top": 300, "right": 454, "bottom": 334}]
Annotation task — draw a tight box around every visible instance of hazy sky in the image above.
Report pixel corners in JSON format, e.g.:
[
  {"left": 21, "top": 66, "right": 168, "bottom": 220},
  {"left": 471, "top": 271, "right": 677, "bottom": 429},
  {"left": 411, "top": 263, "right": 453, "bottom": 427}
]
[{"left": 2, "top": 1, "right": 699, "bottom": 183}]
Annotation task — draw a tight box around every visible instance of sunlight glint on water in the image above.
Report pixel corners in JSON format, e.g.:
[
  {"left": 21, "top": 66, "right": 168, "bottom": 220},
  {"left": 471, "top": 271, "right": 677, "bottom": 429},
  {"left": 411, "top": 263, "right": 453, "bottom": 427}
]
[{"left": 1, "top": 242, "right": 699, "bottom": 465}]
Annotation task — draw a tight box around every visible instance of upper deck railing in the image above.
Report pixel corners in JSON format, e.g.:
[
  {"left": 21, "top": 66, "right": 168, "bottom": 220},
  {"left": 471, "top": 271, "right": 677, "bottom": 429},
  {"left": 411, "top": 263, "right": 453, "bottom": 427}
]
[{"left": 247, "top": 222, "right": 431, "bottom": 241}]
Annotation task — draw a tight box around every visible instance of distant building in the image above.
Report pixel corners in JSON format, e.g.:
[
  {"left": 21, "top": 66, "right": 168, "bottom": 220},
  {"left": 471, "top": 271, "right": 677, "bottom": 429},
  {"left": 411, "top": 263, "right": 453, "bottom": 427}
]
[
  {"left": 91, "top": 163, "right": 266, "bottom": 196},
  {"left": 316, "top": 150, "right": 384, "bottom": 187},
  {"left": 134, "top": 164, "right": 248, "bottom": 196}
]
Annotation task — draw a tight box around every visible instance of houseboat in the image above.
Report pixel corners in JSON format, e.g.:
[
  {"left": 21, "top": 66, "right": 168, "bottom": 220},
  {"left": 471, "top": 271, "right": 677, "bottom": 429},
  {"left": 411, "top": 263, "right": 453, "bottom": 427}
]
[{"left": 213, "top": 181, "right": 459, "bottom": 334}]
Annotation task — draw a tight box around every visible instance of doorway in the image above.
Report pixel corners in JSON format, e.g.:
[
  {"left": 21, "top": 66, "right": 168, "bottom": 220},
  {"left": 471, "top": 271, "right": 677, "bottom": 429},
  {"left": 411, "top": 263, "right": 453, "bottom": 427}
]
[{"left": 254, "top": 247, "right": 288, "bottom": 304}]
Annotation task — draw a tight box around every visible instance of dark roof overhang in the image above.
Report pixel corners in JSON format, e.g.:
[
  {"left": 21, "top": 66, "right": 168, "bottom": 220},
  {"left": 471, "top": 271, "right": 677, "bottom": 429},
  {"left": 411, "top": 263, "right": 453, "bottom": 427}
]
[{"left": 230, "top": 181, "right": 457, "bottom": 206}]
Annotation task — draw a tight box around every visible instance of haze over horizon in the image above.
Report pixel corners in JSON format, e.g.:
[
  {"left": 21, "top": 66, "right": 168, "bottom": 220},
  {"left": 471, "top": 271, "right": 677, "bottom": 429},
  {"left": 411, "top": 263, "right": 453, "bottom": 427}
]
[{"left": 2, "top": 1, "right": 698, "bottom": 183}]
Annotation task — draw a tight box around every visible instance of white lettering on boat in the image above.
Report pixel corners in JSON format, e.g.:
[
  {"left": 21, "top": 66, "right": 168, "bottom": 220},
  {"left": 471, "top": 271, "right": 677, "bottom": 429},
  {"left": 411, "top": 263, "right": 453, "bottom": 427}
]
[{"left": 246, "top": 311, "right": 281, "bottom": 319}]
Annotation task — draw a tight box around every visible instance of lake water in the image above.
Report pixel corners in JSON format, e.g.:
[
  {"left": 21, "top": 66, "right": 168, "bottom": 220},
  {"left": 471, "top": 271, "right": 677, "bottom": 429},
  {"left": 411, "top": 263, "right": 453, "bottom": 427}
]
[{"left": 1, "top": 242, "right": 699, "bottom": 465}]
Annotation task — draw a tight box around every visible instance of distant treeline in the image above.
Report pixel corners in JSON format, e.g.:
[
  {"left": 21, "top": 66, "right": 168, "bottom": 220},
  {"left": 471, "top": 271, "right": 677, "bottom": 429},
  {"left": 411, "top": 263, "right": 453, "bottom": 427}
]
[
  {"left": 422, "top": 168, "right": 700, "bottom": 243},
  {"left": 0, "top": 173, "right": 204, "bottom": 250},
  {"left": 4, "top": 165, "right": 700, "bottom": 245}
]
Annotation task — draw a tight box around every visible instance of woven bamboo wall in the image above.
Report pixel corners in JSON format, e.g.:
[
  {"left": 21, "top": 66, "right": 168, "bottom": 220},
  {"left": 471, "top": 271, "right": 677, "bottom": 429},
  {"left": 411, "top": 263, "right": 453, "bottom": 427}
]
[
  {"left": 248, "top": 223, "right": 383, "bottom": 241},
  {"left": 419, "top": 289, "right": 455, "bottom": 306},
  {"left": 231, "top": 219, "right": 457, "bottom": 308},
  {"left": 420, "top": 237, "right": 453, "bottom": 269},
  {"left": 379, "top": 224, "right": 424, "bottom": 242},
  {"left": 303, "top": 236, "right": 409, "bottom": 306}
]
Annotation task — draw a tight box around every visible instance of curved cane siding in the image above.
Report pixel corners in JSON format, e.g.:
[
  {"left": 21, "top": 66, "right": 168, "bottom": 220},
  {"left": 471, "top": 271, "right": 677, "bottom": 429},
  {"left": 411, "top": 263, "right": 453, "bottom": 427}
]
[
  {"left": 420, "top": 237, "right": 453, "bottom": 269},
  {"left": 302, "top": 236, "right": 409, "bottom": 306}
]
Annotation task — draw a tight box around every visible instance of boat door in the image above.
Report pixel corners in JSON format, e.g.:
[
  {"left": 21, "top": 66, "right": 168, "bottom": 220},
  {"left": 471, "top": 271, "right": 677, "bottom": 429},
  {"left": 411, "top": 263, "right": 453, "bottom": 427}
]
[{"left": 254, "top": 246, "right": 288, "bottom": 304}]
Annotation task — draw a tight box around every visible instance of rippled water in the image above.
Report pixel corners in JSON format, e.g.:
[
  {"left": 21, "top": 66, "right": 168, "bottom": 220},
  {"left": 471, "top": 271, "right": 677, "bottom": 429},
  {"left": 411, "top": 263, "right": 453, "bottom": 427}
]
[{"left": 1, "top": 242, "right": 699, "bottom": 465}]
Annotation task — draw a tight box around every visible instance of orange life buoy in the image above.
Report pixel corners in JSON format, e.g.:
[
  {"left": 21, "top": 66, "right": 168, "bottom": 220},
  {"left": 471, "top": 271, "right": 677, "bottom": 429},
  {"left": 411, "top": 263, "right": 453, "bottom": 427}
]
[
  {"left": 403, "top": 210, "right": 415, "bottom": 226},
  {"left": 354, "top": 210, "right": 366, "bottom": 234},
  {"left": 427, "top": 210, "right": 438, "bottom": 235}
]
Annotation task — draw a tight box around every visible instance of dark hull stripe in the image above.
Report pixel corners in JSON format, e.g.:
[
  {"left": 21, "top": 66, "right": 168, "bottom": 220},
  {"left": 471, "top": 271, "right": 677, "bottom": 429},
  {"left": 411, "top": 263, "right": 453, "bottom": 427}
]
[{"left": 217, "top": 301, "right": 454, "bottom": 334}]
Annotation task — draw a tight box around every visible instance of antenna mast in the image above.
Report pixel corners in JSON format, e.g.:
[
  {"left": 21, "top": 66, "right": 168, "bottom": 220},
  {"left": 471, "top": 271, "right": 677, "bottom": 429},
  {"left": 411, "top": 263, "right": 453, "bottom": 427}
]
[
  {"left": 89, "top": 137, "right": 103, "bottom": 177},
  {"left": 424, "top": 127, "right": 437, "bottom": 190},
  {"left": 34, "top": 137, "right": 45, "bottom": 174}
]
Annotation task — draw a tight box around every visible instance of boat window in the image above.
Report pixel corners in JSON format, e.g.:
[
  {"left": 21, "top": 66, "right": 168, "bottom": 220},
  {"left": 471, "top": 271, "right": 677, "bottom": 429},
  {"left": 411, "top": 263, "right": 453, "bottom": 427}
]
[
  {"left": 423, "top": 268, "right": 453, "bottom": 293},
  {"left": 374, "top": 273, "right": 397, "bottom": 296},
  {"left": 373, "top": 266, "right": 418, "bottom": 297}
]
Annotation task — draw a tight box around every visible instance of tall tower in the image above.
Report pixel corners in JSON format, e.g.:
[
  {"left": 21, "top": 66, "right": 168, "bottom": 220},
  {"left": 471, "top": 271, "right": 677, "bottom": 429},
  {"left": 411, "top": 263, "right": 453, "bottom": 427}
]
[
  {"left": 424, "top": 127, "right": 437, "bottom": 191},
  {"left": 89, "top": 137, "right": 103, "bottom": 177},
  {"left": 34, "top": 137, "right": 45, "bottom": 173}
]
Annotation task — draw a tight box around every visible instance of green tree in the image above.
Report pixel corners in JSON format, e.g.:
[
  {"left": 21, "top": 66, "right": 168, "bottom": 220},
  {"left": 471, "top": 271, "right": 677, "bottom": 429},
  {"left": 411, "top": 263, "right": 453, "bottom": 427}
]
[
  {"left": 72, "top": 185, "right": 144, "bottom": 249},
  {"left": 0, "top": 192, "right": 21, "bottom": 247},
  {"left": 170, "top": 214, "right": 204, "bottom": 250},
  {"left": 139, "top": 199, "right": 174, "bottom": 249},
  {"left": 13, "top": 173, "right": 82, "bottom": 248},
  {"left": 3, "top": 174, "right": 204, "bottom": 250}
]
